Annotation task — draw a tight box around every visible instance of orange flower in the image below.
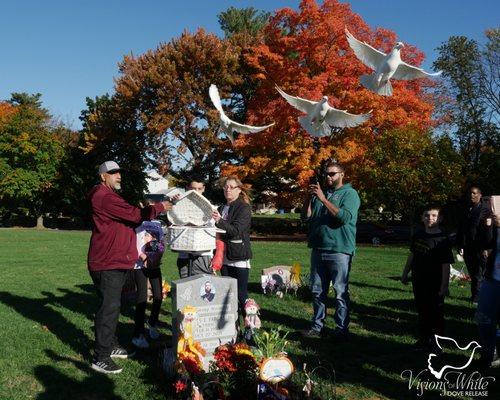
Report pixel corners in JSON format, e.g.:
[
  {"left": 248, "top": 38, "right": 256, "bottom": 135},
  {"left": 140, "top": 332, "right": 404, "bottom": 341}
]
[{"left": 179, "top": 353, "right": 203, "bottom": 376}]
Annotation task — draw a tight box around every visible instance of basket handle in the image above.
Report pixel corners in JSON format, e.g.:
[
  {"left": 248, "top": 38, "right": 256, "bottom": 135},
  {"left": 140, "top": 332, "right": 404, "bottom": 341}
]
[{"left": 169, "top": 228, "right": 188, "bottom": 244}]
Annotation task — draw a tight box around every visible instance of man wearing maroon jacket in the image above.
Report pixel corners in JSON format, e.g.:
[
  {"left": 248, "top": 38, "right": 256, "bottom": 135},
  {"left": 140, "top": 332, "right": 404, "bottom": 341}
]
[{"left": 88, "top": 161, "right": 172, "bottom": 374}]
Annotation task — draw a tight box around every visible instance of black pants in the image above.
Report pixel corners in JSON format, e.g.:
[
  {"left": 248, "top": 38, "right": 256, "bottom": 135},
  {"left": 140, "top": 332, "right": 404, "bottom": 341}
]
[
  {"left": 134, "top": 267, "right": 163, "bottom": 336},
  {"left": 412, "top": 279, "right": 444, "bottom": 344},
  {"left": 464, "top": 246, "right": 487, "bottom": 301},
  {"left": 90, "top": 269, "right": 128, "bottom": 361},
  {"left": 221, "top": 265, "right": 249, "bottom": 315}
]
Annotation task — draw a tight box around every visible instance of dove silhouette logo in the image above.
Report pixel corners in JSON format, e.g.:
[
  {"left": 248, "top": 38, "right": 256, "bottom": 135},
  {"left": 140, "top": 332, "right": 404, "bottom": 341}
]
[
  {"left": 427, "top": 335, "right": 481, "bottom": 379},
  {"left": 401, "top": 334, "right": 495, "bottom": 397}
]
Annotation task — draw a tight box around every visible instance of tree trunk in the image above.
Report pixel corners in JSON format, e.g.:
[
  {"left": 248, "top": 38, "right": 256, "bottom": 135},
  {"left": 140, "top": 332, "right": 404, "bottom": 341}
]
[{"left": 36, "top": 215, "right": 45, "bottom": 229}]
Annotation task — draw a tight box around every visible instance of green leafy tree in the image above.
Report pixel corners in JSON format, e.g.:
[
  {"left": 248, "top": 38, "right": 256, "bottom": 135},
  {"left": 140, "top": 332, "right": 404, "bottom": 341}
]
[
  {"left": 0, "top": 93, "right": 66, "bottom": 228},
  {"left": 434, "top": 33, "right": 499, "bottom": 192},
  {"left": 218, "top": 7, "right": 270, "bottom": 39},
  {"left": 358, "top": 128, "right": 463, "bottom": 222}
]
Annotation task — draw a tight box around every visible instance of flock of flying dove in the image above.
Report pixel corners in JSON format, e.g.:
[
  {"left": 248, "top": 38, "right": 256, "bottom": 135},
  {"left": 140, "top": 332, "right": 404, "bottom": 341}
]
[{"left": 209, "top": 28, "right": 442, "bottom": 142}]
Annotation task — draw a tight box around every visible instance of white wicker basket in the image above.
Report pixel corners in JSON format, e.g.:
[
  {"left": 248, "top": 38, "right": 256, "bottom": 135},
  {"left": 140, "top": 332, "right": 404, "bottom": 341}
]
[
  {"left": 167, "top": 190, "right": 215, "bottom": 226},
  {"left": 167, "top": 226, "right": 221, "bottom": 252}
]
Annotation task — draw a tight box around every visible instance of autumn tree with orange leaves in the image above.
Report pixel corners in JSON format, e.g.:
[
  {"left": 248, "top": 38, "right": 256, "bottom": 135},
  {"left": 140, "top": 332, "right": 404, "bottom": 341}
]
[
  {"left": 82, "top": 1, "right": 463, "bottom": 217},
  {"left": 224, "top": 0, "right": 439, "bottom": 209}
]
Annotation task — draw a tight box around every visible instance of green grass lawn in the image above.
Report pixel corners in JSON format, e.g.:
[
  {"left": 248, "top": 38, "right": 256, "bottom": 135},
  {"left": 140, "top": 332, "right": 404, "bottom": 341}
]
[{"left": 0, "top": 228, "right": 498, "bottom": 399}]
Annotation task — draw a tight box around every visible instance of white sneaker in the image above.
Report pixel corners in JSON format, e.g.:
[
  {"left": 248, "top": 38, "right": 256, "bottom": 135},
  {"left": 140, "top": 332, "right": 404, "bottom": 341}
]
[
  {"left": 148, "top": 323, "right": 160, "bottom": 340},
  {"left": 132, "top": 334, "right": 149, "bottom": 349}
]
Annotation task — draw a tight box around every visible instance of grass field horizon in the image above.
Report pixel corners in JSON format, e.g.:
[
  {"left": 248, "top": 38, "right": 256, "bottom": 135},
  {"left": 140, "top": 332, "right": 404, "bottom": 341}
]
[{"left": 0, "top": 228, "right": 498, "bottom": 399}]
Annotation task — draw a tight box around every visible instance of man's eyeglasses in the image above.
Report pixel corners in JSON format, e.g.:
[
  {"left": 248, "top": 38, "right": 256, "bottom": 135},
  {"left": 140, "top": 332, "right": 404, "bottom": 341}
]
[{"left": 326, "top": 171, "right": 342, "bottom": 177}]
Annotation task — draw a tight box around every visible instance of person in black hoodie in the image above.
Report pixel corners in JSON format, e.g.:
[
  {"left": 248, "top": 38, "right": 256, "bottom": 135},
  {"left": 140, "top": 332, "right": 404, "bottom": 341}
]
[
  {"left": 212, "top": 176, "right": 252, "bottom": 315},
  {"left": 475, "top": 196, "right": 500, "bottom": 368},
  {"left": 457, "top": 186, "right": 489, "bottom": 303}
]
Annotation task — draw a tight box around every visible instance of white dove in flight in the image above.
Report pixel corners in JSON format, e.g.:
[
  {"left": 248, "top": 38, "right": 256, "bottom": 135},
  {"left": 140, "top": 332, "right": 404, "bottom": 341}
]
[
  {"left": 427, "top": 335, "right": 481, "bottom": 379},
  {"left": 209, "top": 84, "right": 274, "bottom": 143},
  {"left": 345, "top": 28, "right": 442, "bottom": 96},
  {"left": 275, "top": 85, "right": 372, "bottom": 137}
]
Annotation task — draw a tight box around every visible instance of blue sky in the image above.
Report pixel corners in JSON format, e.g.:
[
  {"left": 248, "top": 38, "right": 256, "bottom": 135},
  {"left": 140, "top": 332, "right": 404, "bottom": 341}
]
[{"left": 1, "top": 0, "right": 498, "bottom": 129}]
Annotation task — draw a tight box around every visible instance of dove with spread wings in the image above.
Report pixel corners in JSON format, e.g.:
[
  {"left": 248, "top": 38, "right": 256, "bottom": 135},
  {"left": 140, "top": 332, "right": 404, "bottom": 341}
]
[
  {"left": 427, "top": 335, "right": 481, "bottom": 379},
  {"left": 275, "top": 85, "right": 372, "bottom": 137},
  {"left": 345, "top": 28, "right": 442, "bottom": 96},
  {"left": 209, "top": 84, "right": 274, "bottom": 143}
]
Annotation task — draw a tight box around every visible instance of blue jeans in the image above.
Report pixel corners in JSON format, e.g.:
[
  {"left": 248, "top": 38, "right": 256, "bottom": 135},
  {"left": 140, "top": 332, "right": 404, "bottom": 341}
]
[
  {"left": 475, "top": 279, "right": 500, "bottom": 363},
  {"left": 310, "top": 249, "right": 352, "bottom": 333}
]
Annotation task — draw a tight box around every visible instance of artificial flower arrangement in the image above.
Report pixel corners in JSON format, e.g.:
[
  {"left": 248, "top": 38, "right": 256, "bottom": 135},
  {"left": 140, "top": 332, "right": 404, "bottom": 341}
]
[
  {"left": 170, "top": 324, "right": 335, "bottom": 400},
  {"left": 172, "top": 341, "right": 258, "bottom": 400},
  {"left": 171, "top": 326, "right": 294, "bottom": 400}
]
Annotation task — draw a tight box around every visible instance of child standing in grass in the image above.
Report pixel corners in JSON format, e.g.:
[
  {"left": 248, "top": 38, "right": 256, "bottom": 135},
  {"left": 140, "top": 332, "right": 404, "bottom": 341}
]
[
  {"left": 132, "top": 221, "right": 165, "bottom": 349},
  {"left": 401, "top": 205, "right": 454, "bottom": 351}
]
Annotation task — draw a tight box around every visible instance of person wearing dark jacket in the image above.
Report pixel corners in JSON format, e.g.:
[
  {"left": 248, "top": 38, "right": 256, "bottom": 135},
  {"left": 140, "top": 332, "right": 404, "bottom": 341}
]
[
  {"left": 457, "top": 186, "right": 489, "bottom": 303},
  {"left": 212, "top": 176, "right": 252, "bottom": 315},
  {"left": 475, "top": 196, "right": 500, "bottom": 368},
  {"left": 87, "top": 161, "right": 172, "bottom": 374}
]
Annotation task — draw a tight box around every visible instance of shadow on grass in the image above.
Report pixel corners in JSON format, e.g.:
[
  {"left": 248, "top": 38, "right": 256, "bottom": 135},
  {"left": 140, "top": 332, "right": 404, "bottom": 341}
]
[
  {"left": 350, "top": 280, "right": 408, "bottom": 293},
  {"left": 352, "top": 298, "right": 477, "bottom": 342},
  {"left": 34, "top": 349, "right": 124, "bottom": 400},
  {"left": 0, "top": 283, "right": 161, "bottom": 362},
  {"left": 34, "top": 343, "right": 168, "bottom": 399},
  {"left": 0, "top": 290, "right": 94, "bottom": 359},
  {"left": 247, "top": 282, "right": 264, "bottom": 297},
  {"left": 351, "top": 301, "right": 417, "bottom": 338},
  {"left": 255, "top": 283, "right": 496, "bottom": 399},
  {"left": 259, "top": 305, "right": 312, "bottom": 336},
  {"left": 290, "top": 330, "right": 500, "bottom": 399}
]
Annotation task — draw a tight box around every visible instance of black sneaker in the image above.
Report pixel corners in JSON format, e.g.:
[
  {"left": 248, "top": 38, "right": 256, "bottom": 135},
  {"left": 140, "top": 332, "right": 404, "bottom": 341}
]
[
  {"left": 300, "top": 329, "right": 322, "bottom": 338},
  {"left": 91, "top": 358, "right": 123, "bottom": 374},
  {"left": 111, "top": 346, "right": 135, "bottom": 359}
]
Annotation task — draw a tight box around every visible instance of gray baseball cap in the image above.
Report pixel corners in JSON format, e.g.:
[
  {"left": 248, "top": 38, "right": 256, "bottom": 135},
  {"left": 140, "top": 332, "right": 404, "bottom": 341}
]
[{"left": 98, "top": 161, "right": 121, "bottom": 175}]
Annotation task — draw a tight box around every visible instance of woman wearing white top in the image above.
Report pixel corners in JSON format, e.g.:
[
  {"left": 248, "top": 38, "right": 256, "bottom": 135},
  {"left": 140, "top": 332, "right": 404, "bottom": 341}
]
[{"left": 212, "top": 176, "right": 252, "bottom": 315}]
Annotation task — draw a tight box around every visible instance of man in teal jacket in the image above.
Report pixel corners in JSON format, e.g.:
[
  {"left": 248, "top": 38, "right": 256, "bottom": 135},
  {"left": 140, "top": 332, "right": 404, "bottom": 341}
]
[{"left": 301, "top": 160, "right": 360, "bottom": 340}]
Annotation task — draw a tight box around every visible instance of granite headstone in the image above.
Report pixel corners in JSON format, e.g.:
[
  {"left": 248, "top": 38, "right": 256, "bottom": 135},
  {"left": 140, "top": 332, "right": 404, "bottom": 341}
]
[{"left": 171, "top": 274, "right": 238, "bottom": 369}]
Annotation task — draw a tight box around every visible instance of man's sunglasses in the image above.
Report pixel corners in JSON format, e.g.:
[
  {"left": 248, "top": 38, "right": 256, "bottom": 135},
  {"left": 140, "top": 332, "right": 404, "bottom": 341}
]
[{"left": 326, "top": 171, "right": 342, "bottom": 177}]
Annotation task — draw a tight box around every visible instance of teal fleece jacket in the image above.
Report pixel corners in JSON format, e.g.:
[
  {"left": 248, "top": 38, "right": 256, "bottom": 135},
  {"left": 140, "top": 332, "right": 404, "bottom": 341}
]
[{"left": 307, "top": 183, "right": 360, "bottom": 255}]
